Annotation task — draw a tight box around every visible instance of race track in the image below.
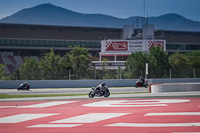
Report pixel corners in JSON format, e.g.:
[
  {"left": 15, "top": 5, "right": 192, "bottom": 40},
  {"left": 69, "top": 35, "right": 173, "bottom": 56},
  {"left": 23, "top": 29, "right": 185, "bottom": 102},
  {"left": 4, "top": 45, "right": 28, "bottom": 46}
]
[
  {"left": 0, "top": 87, "right": 148, "bottom": 95},
  {"left": 0, "top": 97, "right": 200, "bottom": 133},
  {"left": 0, "top": 87, "right": 200, "bottom": 133}
]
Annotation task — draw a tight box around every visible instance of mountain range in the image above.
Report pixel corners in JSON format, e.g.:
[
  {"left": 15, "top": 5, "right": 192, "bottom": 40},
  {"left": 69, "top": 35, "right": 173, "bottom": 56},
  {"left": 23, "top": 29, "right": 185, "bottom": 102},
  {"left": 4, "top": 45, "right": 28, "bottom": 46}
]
[{"left": 1, "top": 3, "right": 200, "bottom": 32}]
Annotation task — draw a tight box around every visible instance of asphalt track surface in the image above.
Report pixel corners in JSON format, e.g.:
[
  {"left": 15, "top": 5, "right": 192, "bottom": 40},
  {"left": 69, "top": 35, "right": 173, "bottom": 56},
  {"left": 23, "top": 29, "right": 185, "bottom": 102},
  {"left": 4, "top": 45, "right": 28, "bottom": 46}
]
[
  {"left": 0, "top": 88, "right": 200, "bottom": 133},
  {"left": 0, "top": 87, "right": 148, "bottom": 95}
]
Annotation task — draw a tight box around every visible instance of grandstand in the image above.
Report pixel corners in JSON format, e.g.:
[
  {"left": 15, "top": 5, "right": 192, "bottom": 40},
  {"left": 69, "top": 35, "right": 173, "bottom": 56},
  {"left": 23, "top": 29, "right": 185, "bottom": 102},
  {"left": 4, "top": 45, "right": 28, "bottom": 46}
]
[{"left": 1, "top": 23, "right": 200, "bottom": 74}]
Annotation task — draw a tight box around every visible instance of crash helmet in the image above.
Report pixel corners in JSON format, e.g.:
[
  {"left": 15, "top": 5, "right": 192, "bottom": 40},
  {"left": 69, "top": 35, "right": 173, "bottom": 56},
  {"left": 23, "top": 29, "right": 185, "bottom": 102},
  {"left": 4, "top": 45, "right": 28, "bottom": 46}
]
[{"left": 101, "top": 82, "right": 105, "bottom": 87}]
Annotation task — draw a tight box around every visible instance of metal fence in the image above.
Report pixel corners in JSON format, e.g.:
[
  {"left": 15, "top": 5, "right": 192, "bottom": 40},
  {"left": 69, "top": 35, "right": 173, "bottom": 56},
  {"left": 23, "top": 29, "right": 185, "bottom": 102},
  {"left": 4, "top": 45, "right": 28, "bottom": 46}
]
[
  {"left": 92, "top": 68, "right": 200, "bottom": 79},
  {"left": 45, "top": 68, "right": 200, "bottom": 80},
  {"left": 8, "top": 68, "right": 200, "bottom": 80}
]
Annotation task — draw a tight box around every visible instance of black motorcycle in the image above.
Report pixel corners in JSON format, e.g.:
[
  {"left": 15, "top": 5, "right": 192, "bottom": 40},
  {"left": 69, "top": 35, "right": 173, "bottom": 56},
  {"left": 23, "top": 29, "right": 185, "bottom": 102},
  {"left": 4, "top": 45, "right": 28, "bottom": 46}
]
[
  {"left": 17, "top": 84, "right": 30, "bottom": 91},
  {"left": 88, "top": 87, "right": 110, "bottom": 98}
]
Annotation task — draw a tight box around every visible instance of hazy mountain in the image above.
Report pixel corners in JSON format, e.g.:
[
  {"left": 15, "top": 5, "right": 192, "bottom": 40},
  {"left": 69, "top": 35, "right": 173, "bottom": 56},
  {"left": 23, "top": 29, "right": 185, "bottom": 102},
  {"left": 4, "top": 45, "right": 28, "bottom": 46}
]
[{"left": 1, "top": 3, "right": 200, "bottom": 32}]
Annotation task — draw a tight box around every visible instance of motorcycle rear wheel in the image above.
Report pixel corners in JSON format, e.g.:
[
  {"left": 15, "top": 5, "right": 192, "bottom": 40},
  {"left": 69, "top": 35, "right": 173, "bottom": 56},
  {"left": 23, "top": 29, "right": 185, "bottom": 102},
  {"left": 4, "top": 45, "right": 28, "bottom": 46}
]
[
  {"left": 144, "top": 83, "right": 148, "bottom": 88},
  {"left": 88, "top": 91, "right": 94, "bottom": 98}
]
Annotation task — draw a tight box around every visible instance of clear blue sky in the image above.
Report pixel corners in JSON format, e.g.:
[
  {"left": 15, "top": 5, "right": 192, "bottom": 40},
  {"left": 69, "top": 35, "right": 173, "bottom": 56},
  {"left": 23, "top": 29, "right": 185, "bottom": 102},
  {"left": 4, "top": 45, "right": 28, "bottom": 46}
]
[{"left": 0, "top": 0, "right": 200, "bottom": 21}]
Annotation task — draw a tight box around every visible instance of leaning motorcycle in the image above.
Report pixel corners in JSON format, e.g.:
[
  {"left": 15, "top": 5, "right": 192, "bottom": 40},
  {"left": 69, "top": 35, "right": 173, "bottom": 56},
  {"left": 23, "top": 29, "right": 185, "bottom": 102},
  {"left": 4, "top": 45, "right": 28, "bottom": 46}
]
[
  {"left": 135, "top": 80, "right": 148, "bottom": 88},
  {"left": 88, "top": 87, "right": 110, "bottom": 98},
  {"left": 17, "top": 84, "right": 30, "bottom": 91}
]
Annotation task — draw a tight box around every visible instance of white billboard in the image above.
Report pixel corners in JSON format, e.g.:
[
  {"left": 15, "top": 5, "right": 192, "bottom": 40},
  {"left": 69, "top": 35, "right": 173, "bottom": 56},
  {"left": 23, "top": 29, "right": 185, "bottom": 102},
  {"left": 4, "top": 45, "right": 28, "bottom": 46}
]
[
  {"left": 123, "top": 25, "right": 134, "bottom": 39},
  {"left": 101, "top": 40, "right": 166, "bottom": 52},
  {"left": 128, "top": 40, "right": 146, "bottom": 52}
]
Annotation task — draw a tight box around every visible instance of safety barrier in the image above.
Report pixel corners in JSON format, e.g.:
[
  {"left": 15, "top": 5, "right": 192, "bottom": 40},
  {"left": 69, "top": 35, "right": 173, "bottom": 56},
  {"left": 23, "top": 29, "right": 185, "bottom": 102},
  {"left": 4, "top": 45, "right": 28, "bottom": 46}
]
[
  {"left": 151, "top": 83, "right": 200, "bottom": 93},
  {"left": 0, "top": 78, "right": 200, "bottom": 89}
]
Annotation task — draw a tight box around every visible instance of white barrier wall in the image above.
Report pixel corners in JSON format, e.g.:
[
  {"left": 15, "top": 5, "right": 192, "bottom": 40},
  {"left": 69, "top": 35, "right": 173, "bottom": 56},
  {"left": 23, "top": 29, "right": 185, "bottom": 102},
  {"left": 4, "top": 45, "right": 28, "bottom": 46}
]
[
  {"left": 0, "top": 78, "right": 199, "bottom": 89},
  {"left": 151, "top": 83, "right": 200, "bottom": 93},
  {"left": 0, "top": 79, "right": 137, "bottom": 89}
]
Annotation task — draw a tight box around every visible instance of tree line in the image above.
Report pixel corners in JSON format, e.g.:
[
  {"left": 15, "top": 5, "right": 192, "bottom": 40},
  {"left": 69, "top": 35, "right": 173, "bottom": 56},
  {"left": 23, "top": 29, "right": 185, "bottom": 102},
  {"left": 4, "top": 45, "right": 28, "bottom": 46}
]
[
  {"left": 125, "top": 47, "right": 200, "bottom": 78},
  {"left": 0, "top": 46, "right": 200, "bottom": 80},
  {"left": 1, "top": 46, "right": 91, "bottom": 80}
]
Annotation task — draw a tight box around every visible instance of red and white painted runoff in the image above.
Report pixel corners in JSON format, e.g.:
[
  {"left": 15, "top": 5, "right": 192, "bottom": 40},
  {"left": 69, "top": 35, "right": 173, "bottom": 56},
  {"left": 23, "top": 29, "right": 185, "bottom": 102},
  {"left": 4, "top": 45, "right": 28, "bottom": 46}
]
[{"left": 0, "top": 98, "right": 200, "bottom": 133}]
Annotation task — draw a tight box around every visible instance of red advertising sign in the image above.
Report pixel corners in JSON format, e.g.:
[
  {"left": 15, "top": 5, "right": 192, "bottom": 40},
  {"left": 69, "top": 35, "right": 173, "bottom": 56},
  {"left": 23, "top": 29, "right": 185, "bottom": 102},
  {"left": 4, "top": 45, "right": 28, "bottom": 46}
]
[
  {"left": 148, "top": 41, "right": 165, "bottom": 50},
  {"left": 105, "top": 41, "right": 128, "bottom": 51}
]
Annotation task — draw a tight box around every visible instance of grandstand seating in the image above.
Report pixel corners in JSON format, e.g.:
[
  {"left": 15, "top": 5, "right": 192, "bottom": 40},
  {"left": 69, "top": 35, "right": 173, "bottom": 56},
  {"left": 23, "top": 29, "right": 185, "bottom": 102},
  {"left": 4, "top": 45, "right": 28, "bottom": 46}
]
[
  {"left": 0, "top": 56, "right": 40, "bottom": 75},
  {"left": 30, "top": 56, "right": 39, "bottom": 61},
  {"left": 7, "top": 56, "right": 16, "bottom": 64},
  {"left": 14, "top": 56, "right": 24, "bottom": 66},
  {"left": 0, "top": 56, "right": 3, "bottom": 64},
  {"left": 6, "top": 64, "right": 15, "bottom": 74}
]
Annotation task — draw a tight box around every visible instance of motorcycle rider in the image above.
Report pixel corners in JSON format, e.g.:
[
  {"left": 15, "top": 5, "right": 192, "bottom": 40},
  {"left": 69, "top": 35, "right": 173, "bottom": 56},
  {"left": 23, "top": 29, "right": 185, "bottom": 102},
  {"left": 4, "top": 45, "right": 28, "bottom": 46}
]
[
  {"left": 88, "top": 82, "right": 110, "bottom": 98},
  {"left": 139, "top": 77, "right": 145, "bottom": 86},
  {"left": 19, "top": 82, "right": 28, "bottom": 89},
  {"left": 95, "top": 82, "right": 106, "bottom": 94}
]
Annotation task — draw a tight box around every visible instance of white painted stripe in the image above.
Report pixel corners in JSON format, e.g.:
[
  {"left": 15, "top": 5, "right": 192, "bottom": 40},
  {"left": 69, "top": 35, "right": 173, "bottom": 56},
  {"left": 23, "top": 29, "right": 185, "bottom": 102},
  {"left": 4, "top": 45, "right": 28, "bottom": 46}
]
[
  {"left": 18, "top": 101, "right": 77, "bottom": 108},
  {"left": 51, "top": 113, "right": 130, "bottom": 123},
  {"left": 82, "top": 99, "right": 190, "bottom": 107},
  {"left": 0, "top": 114, "right": 58, "bottom": 123},
  {"left": 82, "top": 100, "right": 167, "bottom": 107},
  {"left": 0, "top": 101, "right": 77, "bottom": 108},
  {"left": 132, "top": 99, "right": 190, "bottom": 104},
  {"left": 28, "top": 124, "right": 82, "bottom": 128},
  {"left": 145, "top": 112, "right": 200, "bottom": 116},
  {"left": 106, "top": 122, "right": 200, "bottom": 127}
]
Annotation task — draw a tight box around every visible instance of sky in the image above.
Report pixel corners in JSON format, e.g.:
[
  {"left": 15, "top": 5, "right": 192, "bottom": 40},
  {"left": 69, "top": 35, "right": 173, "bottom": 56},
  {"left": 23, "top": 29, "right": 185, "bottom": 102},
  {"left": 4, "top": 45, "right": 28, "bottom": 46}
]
[{"left": 0, "top": 0, "right": 200, "bottom": 21}]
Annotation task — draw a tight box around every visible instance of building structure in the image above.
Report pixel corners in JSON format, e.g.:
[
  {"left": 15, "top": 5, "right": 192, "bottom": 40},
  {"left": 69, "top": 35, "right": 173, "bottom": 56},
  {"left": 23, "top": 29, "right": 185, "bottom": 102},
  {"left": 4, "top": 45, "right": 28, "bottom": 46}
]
[{"left": 0, "top": 23, "right": 200, "bottom": 73}]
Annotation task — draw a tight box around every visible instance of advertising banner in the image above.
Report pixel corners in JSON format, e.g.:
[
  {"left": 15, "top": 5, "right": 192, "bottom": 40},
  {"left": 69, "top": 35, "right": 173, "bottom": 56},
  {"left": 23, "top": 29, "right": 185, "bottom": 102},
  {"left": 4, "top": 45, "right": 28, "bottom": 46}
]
[
  {"left": 101, "top": 40, "right": 166, "bottom": 52},
  {"left": 102, "top": 40, "right": 128, "bottom": 51},
  {"left": 128, "top": 40, "right": 146, "bottom": 52},
  {"left": 147, "top": 40, "right": 165, "bottom": 51}
]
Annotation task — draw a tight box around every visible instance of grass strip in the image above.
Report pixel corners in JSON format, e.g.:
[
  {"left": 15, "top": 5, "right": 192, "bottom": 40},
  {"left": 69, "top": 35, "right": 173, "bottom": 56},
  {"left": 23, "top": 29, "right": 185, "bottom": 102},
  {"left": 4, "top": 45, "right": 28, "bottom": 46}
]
[
  {"left": 0, "top": 94, "right": 87, "bottom": 99},
  {"left": 0, "top": 92, "right": 148, "bottom": 99}
]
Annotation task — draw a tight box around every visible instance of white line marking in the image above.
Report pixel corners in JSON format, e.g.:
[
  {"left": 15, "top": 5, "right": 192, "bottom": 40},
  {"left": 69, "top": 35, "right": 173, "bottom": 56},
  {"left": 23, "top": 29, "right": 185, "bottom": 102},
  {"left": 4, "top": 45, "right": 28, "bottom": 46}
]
[
  {"left": 145, "top": 112, "right": 200, "bottom": 116},
  {"left": 82, "top": 99, "right": 190, "bottom": 107},
  {"left": 28, "top": 124, "right": 82, "bottom": 128},
  {"left": 0, "top": 101, "right": 78, "bottom": 108},
  {"left": 106, "top": 122, "right": 200, "bottom": 127},
  {"left": 82, "top": 100, "right": 167, "bottom": 107},
  {"left": 0, "top": 114, "right": 58, "bottom": 123},
  {"left": 18, "top": 101, "right": 77, "bottom": 108},
  {"left": 51, "top": 113, "right": 130, "bottom": 123}
]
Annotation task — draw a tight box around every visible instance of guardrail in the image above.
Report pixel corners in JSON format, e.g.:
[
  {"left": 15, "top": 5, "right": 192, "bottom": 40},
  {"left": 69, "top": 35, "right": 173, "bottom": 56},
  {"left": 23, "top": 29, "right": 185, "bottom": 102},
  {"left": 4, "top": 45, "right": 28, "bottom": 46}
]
[{"left": 0, "top": 78, "right": 200, "bottom": 89}]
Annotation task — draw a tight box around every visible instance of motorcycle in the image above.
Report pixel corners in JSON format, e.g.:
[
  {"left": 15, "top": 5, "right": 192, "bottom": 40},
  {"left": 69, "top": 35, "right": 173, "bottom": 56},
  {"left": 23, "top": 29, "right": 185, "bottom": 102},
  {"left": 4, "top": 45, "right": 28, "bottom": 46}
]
[
  {"left": 17, "top": 84, "right": 30, "bottom": 91},
  {"left": 88, "top": 87, "right": 110, "bottom": 98},
  {"left": 135, "top": 80, "right": 148, "bottom": 88}
]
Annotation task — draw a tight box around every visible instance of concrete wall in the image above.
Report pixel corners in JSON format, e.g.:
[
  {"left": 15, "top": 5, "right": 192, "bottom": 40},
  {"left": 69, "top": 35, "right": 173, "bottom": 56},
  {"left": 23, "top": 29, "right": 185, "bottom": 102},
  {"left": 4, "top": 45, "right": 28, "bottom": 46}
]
[
  {"left": 0, "top": 79, "right": 137, "bottom": 89},
  {"left": 151, "top": 83, "right": 200, "bottom": 93},
  {"left": 151, "top": 78, "right": 200, "bottom": 83},
  {"left": 0, "top": 78, "right": 199, "bottom": 89}
]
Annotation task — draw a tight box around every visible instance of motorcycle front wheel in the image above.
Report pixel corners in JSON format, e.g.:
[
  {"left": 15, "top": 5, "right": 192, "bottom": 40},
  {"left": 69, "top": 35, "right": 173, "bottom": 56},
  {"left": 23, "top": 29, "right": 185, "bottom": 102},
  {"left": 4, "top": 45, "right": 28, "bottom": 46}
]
[
  {"left": 88, "top": 91, "right": 95, "bottom": 98},
  {"left": 104, "top": 91, "right": 110, "bottom": 97}
]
